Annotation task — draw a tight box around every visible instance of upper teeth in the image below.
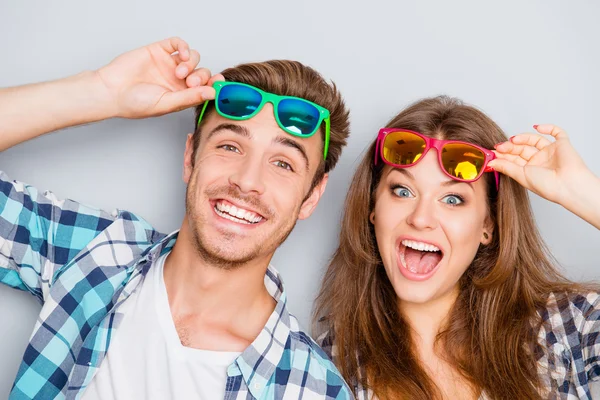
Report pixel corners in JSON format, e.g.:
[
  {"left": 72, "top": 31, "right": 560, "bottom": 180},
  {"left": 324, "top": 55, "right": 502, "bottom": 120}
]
[
  {"left": 402, "top": 239, "right": 440, "bottom": 252},
  {"left": 215, "top": 201, "right": 263, "bottom": 224}
]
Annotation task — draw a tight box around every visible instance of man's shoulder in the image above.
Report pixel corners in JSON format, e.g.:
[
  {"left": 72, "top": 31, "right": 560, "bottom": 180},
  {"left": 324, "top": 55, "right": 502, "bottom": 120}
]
[
  {"left": 277, "top": 315, "right": 351, "bottom": 397},
  {"left": 98, "top": 208, "right": 165, "bottom": 245}
]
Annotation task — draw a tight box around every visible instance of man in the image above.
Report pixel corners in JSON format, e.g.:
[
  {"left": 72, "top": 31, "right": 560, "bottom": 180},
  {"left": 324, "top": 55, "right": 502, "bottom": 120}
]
[{"left": 0, "top": 37, "right": 352, "bottom": 399}]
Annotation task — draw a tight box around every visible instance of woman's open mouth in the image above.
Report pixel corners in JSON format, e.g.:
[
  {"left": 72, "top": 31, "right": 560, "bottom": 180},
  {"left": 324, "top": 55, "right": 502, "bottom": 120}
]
[{"left": 397, "top": 239, "right": 444, "bottom": 280}]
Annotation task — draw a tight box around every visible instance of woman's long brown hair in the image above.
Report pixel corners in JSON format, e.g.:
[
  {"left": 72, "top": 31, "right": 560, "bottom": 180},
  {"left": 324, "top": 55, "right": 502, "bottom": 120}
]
[{"left": 313, "top": 96, "right": 593, "bottom": 399}]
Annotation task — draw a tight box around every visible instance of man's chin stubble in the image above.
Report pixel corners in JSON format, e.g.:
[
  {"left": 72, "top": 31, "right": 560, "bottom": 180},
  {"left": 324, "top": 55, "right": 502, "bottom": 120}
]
[{"left": 191, "top": 234, "right": 259, "bottom": 270}]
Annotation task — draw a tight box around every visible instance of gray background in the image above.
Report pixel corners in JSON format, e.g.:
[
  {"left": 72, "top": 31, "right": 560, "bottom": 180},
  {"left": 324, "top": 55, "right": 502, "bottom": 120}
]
[{"left": 1, "top": 0, "right": 599, "bottom": 396}]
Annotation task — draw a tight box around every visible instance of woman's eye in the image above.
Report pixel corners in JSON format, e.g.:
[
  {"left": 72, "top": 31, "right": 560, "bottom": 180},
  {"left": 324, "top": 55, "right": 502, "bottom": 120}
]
[
  {"left": 441, "top": 195, "right": 464, "bottom": 206},
  {"left": 392, "top": 186, "right": 413, "bottom": 198},
  {"left": 220, "top": 145, "right": 240, "bottom": 153},
  {"left": 274, "top": 160, "right": 293, "bottom": 171}
]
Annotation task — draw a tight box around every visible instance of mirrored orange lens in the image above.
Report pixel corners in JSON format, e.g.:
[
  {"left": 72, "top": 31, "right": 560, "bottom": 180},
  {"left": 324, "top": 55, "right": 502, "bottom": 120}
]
[
  {"left": 441, "top": 143, "right": 485, "bottom": 180},
  {"left": 382, "top": 131, "right": 426, "bottom": 166}
]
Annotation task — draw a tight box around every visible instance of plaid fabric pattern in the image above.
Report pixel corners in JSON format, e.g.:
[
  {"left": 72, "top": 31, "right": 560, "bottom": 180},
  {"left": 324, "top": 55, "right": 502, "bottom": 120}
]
[
  {"left": 0, "top": 172, "right": 352, "bottom": 400},
  {"left": 319, "top": 291, "right": 600, "bottom": 400}
]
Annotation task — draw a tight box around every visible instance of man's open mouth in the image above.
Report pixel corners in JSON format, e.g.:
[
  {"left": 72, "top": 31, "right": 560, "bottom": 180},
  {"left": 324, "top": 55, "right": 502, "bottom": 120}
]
[{"left": 213, "top": 200, "right": 264, "bottom": 225}]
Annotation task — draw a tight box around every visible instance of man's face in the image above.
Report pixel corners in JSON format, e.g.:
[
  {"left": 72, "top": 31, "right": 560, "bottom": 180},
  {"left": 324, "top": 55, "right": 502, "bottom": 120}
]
[{"left": 183, "top": 104, "right": 328, "bottom": 268}]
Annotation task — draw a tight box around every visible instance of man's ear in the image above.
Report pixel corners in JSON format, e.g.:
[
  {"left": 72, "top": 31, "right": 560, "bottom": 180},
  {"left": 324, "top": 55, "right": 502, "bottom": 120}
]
[
  {"left": 183, "top": 133, "right": 194, "bottom": 184},
  {"left": 298, "top": 174, "right": 329, "bottom": 220}
]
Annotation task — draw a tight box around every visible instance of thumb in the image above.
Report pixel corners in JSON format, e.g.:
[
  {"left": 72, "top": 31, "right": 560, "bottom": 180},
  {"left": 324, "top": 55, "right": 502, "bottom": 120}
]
[{"left": 155, "top": 86, "right": 216, "bottom": 114}]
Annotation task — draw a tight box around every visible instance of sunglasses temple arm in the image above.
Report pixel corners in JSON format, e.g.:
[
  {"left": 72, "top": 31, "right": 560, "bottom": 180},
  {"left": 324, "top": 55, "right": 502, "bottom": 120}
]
[
  {"left": 323, "top": 117, "right": 331, "bottom": 160},
  {"left": 374, "top": 137, "right": 380, "bottom": 165},
  {"left": 494, "top": 171, "right": 499, "bottom": 191},
  {"left": 196, "top": 101, "right": 210, "bottom": 128}
]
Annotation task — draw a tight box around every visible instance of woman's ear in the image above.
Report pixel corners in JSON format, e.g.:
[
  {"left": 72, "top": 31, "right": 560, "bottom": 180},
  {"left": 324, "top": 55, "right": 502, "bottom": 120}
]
[{"left": 481, "top": 216, "right": 494, "bottom": 245}]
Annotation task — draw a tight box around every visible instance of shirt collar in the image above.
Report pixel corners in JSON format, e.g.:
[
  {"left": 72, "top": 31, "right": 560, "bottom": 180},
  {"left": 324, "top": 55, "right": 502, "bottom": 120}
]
[{"left": 234, "top": 264, "right": 291, "bottom": 398}]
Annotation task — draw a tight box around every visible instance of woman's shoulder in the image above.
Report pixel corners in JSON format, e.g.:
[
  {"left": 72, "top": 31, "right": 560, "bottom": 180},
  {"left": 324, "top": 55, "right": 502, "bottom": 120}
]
[
  {"left": 315, "top": 326, "right": 337, "bottom": 362},
  {"left": 543, "top": 291, "right": 600, "bottom": 318},
  {"left": 537, "top": 292, "right": 600, "bottom": 394},
  {"left": 540, "top": 291, "right": 600, "bottom": 340}
]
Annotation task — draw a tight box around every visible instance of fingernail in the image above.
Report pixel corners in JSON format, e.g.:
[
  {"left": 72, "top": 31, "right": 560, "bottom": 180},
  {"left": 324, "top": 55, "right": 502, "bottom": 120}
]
[
  {"left": 182, "top": 49, "right": 189, "bottom": 59},
  {"left": 533, "top": 125, "right": 539, "bottom": 129},
  {"left": 188, "top": 76, "right": 200, "bottom": 86},
  {"left": 509, "top": 136, "right": 515, "bottom": 142},
  {"left": 176, "top": 65, "right": 187, "bottom": 77}
]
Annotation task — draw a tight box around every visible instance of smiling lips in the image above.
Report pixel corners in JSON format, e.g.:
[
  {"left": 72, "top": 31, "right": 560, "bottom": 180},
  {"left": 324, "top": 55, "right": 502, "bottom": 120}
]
[
  {"left": 398, "top": 239, "right": 443, "bottom": 276},
  {"left": 214, "top": 200, "right": 264, "bottom": 225}
]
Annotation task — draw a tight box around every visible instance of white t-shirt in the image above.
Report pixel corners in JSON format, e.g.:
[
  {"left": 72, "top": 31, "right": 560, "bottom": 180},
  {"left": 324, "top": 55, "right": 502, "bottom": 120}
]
[{"left": 82, "top": 253, "right": 241, "bottom": 400}]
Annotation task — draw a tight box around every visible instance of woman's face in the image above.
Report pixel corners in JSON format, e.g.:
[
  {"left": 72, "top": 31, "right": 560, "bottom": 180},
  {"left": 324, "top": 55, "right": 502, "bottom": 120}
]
[{"left": 371, "top": 151, "right": 493, "bottom": 307}]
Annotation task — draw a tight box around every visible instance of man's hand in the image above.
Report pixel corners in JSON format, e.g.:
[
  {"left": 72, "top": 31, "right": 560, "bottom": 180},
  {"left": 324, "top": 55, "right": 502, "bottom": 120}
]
[
  {"left": 97, "top": 37, "right": 224, "bottom": 118},
  {"left": 0, "top": 37, "right": 224, "bottom": 151}
]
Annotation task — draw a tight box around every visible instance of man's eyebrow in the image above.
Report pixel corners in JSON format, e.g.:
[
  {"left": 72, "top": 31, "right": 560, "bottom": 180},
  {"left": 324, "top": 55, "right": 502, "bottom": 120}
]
[
  {"left": 273, "top": 136, "right": 310, "bottom": 172},
  {"left": 206, "top": 123, "right": 252, "bottom": 141},
  {"left": 205, "top": 124, "right": 310, "bottom": 171}
]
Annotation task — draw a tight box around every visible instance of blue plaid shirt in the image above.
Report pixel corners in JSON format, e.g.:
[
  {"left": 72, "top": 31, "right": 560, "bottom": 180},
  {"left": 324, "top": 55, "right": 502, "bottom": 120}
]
[{"left": 0, "top": 171, "right": 352, "bottom": 399}]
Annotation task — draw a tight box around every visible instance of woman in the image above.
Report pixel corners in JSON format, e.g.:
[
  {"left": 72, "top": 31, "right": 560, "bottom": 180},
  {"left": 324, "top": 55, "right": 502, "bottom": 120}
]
[{"left": 314, "top": 96, "right": 600, "bottom": 399}]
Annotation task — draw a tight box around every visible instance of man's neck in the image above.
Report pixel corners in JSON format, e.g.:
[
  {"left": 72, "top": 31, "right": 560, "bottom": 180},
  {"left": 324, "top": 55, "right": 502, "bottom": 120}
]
[{"left": 162, "top": 221, "right": 276, "bottom": 351}]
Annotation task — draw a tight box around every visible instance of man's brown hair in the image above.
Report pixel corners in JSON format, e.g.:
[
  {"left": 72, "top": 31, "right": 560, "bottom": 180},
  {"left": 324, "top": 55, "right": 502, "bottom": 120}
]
[{"left": 193, "top": 60, "right": 350, "bottom": 187}]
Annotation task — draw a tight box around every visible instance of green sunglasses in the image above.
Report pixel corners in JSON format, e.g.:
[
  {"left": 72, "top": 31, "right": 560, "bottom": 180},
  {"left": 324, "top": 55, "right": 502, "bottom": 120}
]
[{"left": 197, "top": 81, "right": 331, "bottom": 159}]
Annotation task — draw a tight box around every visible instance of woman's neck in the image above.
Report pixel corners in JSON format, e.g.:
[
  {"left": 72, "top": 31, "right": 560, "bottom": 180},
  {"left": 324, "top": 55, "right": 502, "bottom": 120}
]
[
  {"left": 398, "top": 286, "right": 479, "bottom": 399},
  {"left": 398, "top": 285, "right": 459, "bottom": 350}
]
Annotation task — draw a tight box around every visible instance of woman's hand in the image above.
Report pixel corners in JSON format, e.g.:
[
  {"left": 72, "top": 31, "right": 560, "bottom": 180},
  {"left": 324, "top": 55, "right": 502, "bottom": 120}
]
[{"left": 490, "top": 124, "right": 600, "bottom": 229}]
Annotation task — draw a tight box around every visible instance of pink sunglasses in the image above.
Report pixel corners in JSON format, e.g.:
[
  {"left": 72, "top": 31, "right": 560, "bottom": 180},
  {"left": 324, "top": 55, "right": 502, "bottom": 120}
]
[{"left": 374, "top": 128, "right": 499, "bottom": 190}]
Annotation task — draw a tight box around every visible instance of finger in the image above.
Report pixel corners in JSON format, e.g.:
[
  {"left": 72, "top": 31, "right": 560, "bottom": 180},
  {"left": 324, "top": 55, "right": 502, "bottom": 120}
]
[
  {"left": 533, "top": 124, "right": 569, "bottom": 141},
  {"left": 171, "top": 52, "right": 194, "bottom": 66},
  {"left": 208, "top": 73, "right": 225, "bottom": 86},
  {"left": 155, "top": 86, "right": 217, "bottom": 115},
  {"left": 178, "top": 42, "right": 191, "bottom": 61},
  {"left": 487, "top": 159, "right": 527, "bottom": 186},
  {"left": 186, "top": 68, "right": 212, "bottom": 88},
  {"left": 492, "top": 151, "right": 528, "bottom": 167},
  {"left": 171, "top": 53, "right": 182, "bottom": 64},
  {"left": 507, "top": 133, "right": 552, "bottom": 149},
  {"left": 494, "top": 142, "right": 539, "bottom": 161},
  {"left": 175, "top": 49, "right": 201, "bottom": 80},
  {"left": 158, "top": 37, "right": 190, "bottom": 60}
]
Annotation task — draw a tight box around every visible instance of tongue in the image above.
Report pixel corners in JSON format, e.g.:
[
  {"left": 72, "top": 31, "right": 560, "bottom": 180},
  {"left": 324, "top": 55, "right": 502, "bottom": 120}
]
[{"left": 404, "top": 247, "right": 441, "bottom": 274}]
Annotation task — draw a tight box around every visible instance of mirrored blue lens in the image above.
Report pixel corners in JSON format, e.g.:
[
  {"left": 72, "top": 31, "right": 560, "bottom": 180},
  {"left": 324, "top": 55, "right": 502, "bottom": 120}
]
[
  {"left": 277, "top": 99, "right": 320, "bottom": 136},
  {"left": 218, "top": 84, "right": 262, "bottom": 117}
]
